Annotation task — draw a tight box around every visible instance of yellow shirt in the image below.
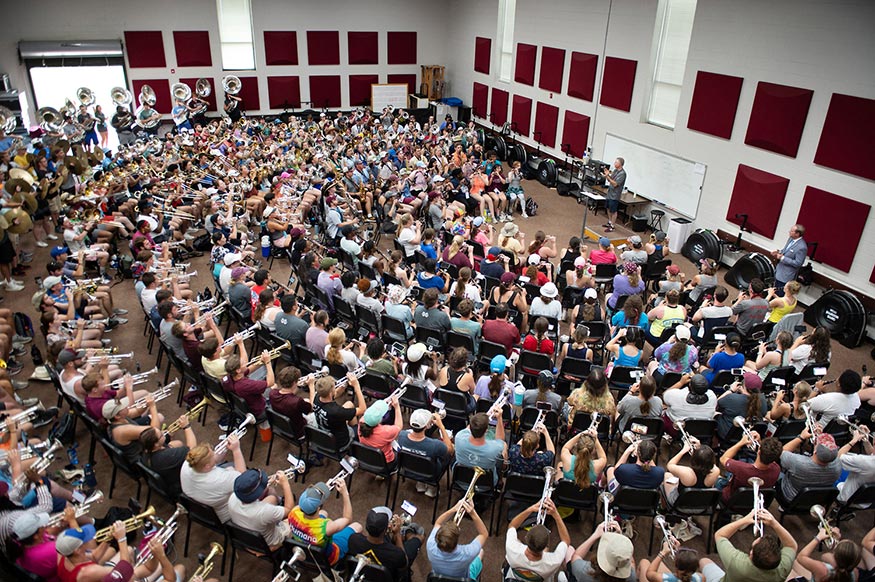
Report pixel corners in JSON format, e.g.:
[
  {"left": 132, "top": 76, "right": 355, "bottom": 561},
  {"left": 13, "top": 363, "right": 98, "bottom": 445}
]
[{"left": 768, "top": 297, "right": 797, "bottom": 323}]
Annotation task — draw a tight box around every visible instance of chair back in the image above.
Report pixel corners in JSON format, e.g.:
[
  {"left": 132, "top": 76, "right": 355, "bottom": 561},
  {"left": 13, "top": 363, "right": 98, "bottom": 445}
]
[
  {"left": 656, "top": 372, "right": 683, "bottom": 393},
  {"left": 136, "top": 460, "right": 177, "bottom": 502},
  {"left": 226, "top": 521, "right": 274, "bottom": 555},
  {"left": 762, "top": 366, "right": 796, "bottom": 395},
  {"left": 552, "top": 480, "right": 598, "bottom": 510},
  {"left": 451, "top": 464, "right": 495, "bottom": 497},
  {"left": 608, "top": 366, "right": 645, "bottom": 390},
  {"left": 723, "top": 486, "right": 777, "bottom": 515},
  {"left": 518, "top": 407, "right": 559, "bottom": 434},
  {"left": 447, "top": 331, "right": 476, "bottom": 356},
  {"left": 415, "top": 326, "right": 446, "bottom": 352},
  {"left": 782, "top": 486, "right": 839, "bottom": 515},
  {"left": 502, "top": 473, "right": 546, "bottom": 504},
  {"left": 620, "top": 416, "right": 664, "bottom": 441},
  {"left": 200, "top": 372, "right": 230, "bottom": 407},
  {"left": 344, "top": 555, "right": 391, "bottom": 582},
  {"left": 398, "top": 449, "right": 444, "bottom": 483},
  {"left": 427, "top": 574, "right": 474, "bottom": 582},
  {"left": 434, "top": 389, "right": 470, "bottom": 417},
  {"left": 266, "top": 407, "right": 304, "bottom": 441},
  {"left": 559, "top": 357, "right": 593, "bottom": 382},
  {"left": 671, "top": 488, "right": 722, "bottom": 515},
  {"left": 681, "top": 419, "right": 717, "bottom": 444},
  {"left": 304, "top": 425, "right": 344, "bottom": 459},
  {"left": 99, "top": 437, "right": 141, "bottom": 478},
  {"left": 358, "top": 305, "right": 381, "bottom": 335},
  {"left": 612, "top": 486, "right": 660, "bottom": 515},
  {"left": 709, "top": 370, "right": 737, "bottom": 391},
  {"left": 845, "top": 482, "right": 875, "bottom": 509},
  {"left": 359, "top": 371, "right": 397, "bottom": 400},
  {"left": 594, "top": 263, "right": 618, "bottom": 282},
  {"left": 226, "top": 391, "right": 253, "bottom": 421},
  {"left": 399, "top": 381, "right": 431, "bottom": 410},
  {"left": 179, "top": 493, "right": 224, "bottom": 532},
  {"left": 334, "top": 296, "right": 357, "bottom": 326},
  {"left": 381, "top": 313, "right": 413, "bottom": 342},
  {"left": 350, "top": 441, "right": 392, "bottom": 476},
  {"left": 518, "top": 350, "right": 553, "bottom": 377},
  {"left": 644, "top": 259, "right": 672, "bottom": 281},
  {"left": 772, "top": 419, "right": 806, "bottom": 444},
  {"left": 294, "top": 345, "right": 325, "bottom": 374},
  {"left": 795, "top": 361, "right": 830, "bottom": 384}
]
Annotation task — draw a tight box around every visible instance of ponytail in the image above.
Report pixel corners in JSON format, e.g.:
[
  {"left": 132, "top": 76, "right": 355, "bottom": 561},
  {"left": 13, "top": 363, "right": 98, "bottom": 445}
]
[
  {"left": 488, "top": 372, "right": 503, "bottom": 399},
  {"left": 573, "top": 435, "right": 595, "bottom": 489}
]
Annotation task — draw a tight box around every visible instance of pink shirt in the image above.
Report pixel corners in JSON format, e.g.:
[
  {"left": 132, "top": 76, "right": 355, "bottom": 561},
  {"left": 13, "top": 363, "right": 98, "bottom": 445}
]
[
  {"left": 589, "top": 249, "right": 617, "bottom": 265},
  {"left": 360, "top": 424, "right": 401, "bottom": 463},
  {"left": 18, "top": 535, "right": 60, "bottom": 582}
]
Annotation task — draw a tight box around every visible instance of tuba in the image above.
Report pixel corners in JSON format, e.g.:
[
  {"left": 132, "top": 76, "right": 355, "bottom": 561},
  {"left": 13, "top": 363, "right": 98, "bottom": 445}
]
[
  {"left": 38, "top": 107, "right": 63, "bottom": 132},
  {"left": 111, "top": 87, "right": 134, "bottom": 128},
  {"left": 223, "top": 75, "right": 241, "bottom": 111},
  {"left": 139, "top": 85, "right": 157, "bottom": 107},
  {"left": 0, "top": 106, "right": 17, "bottom": 133},
  {"left": 76, "top": 88, "right": 96, "bottom": 130},
  {"left": 172, "top": 82, "right": 192, "bottom": 103},
  {"left": 189, "top": 78, "right": 211, "bottom": 115}
]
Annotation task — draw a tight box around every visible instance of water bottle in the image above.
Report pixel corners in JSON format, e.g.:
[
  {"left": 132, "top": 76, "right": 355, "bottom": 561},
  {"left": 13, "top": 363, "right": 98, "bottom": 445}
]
[
  {"left": 261, "top": 235, "right": 270, "bottom": 258},
  {"left": 83, "top": 463, "right": 97, "bottom": 495}
]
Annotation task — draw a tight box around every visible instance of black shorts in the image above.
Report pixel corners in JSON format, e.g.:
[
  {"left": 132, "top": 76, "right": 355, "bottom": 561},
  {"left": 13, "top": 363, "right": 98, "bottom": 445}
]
[{"left": 0, "top": 235, "right": 15, "bottom": 264}]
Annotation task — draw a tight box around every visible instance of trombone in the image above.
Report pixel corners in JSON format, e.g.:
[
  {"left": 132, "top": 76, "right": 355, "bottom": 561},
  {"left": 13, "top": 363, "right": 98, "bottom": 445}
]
[
  {"left": 221, "top": 322, "right": 261, "bottom": 349},
  {"left": 810, "top": 504, "right": 838, "bottom": 548},
  {"left": 535, "top": 466, "right": 555, "bottom": 526},
  {"left": 326, "top": 456, "right": 360, "bottom": 491},
  {"left": 86, "top": 352, "right": 134, "bottom": 364},
  {"left": 164, "top": 399, "right": 209, "bottom": 435},
  {"left": 453, "top": 466, "right": 486, "bottom": 525},
  {"left": 94, "top": 506, "right": 156, "bottom": 543},
  {"left": 732, "top": 416, "right": 760, "bottom": 450},
  {"left": 748, "top": 477, "right": 765, "bottom": 538},
  {"left": 135, "top": 504, "right": 187, "bottom": 567},
  {"left": 127, "top": 380, "right": 178, "bottom": 411},
  {"left": 655, "top": 515, "right": 678, "bottom": 558},
  {"left": 187, "top": 542, "right": 224, "bottom": 582},
  {"left": 246, "top": 341, "right": 291, "bottom": 368},
  {"left": 214, "top": 413, "right": 256, "bottom": 456},
  {"left": 46, "top": 491, "right": 104, "bottom": 528}
]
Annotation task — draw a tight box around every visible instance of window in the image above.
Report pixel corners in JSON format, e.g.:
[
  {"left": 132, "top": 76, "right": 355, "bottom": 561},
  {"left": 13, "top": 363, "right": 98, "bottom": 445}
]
[
  {"left": 646, "top": 0, "right": 697, "bottom": 129},
  {"left": 217, "top": 0, "right": 255, "bottom": 70},
  {"left": 497, "top": 0, "right": 516, "bottom": 83}
]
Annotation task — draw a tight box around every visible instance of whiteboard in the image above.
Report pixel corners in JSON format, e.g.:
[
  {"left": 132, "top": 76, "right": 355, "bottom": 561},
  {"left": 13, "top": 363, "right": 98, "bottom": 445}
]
[
  {"left": 371, "top": 84, "right": 408, "bottom": 112},
  {"left": 602, "top": 133, "right": 706, "bottom": 219}
]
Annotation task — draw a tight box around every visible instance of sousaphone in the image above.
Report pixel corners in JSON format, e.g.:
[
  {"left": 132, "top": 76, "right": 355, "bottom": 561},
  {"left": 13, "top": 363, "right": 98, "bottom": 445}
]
[
  {"left": 222, "top": 75, "right": 241, "bottom": 111},
  {"left": 37, "top": 107, "right": 64, "bottom": 133}
]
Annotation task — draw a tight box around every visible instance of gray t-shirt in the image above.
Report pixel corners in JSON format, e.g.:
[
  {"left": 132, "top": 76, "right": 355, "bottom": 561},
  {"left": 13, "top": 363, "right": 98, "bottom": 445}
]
[
  {"left": 159, "top": 319, "right": 188, "bottom": 363},
  {"left": 607, "top": 168, "right": 626, "bottom": 200},
  {"left": 732, "top": 297, "right": 769, "bottom": 335},
  {"left": 779, "top": 450, "right": 841, "bottom": 499},
  {"left": 274, "top": 312, "right": 309, "bottom": 345},
  {"left": 522, "top": 389, "right": 562, "bottom": 412},
  {"left": 615, "top": 393, "right": 663, "bottom": 433},
  {"left": 414, "top": 306, "right": 451, "bottom": 334},
  {"left": 228, "top": 283, "right": 253, "bottom": 320},
  {"left": 620, "top": 249, "right": 648, "bottom": 264}
]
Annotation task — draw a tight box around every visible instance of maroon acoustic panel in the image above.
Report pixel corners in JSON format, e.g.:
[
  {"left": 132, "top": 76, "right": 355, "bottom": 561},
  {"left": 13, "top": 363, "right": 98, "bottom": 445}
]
[
  {"left": 725, "top": 165, "right": 789, "bottom": 239},
  {"left": 347, "top": 32, "right": 378, "bottom": 65},
  {"left": 173, "top": 31, "right": 211, "bottom": 67},
  {"left": 599, "top": 57, "right": 637, "bottom": 112},
  {"left": 534, "top": 102, "right": 559, "bottom": 148},
  {"left": 267, "top": 76, "right": 301, "bottom": 109},
  {"left": 263, "top": 31, "right": 298, "bottom": 66},
  {"left": 687, "top": 71, "right": 744, "bottom": 139},
  {"left": 387, "top": 32, "right": 416, "bottom": 64},
  {"left": 237, "top": 77, "right": 260, "bottom": 111},
  {"left": 561, "top": 111, "right": 591, "bottom": 158},
  {"left": 490, "top": 88, "right": 509, "bottom": 126},
  {"left": 349, "top": 74, "right": 378, "bottom": 107},
  {"left": 124, "top": 31, "right": 166, "bottom": 68},
  {"left": 472, "top": 82, "right": 489, "bottom": 119},
  {"left": 815, "top": 93, "right": 875, "bottom": 181},
  {"left": 132, "top": 79, "right": 171, "bottom": 114},
  {"left": 567, "top": 52, "right": 598, "bottom": 102},
  {"left": 511, "top": 95, "right": 533, "bottom": 137},
  {"left": 474, "top": 37, "right": 491, "bottom": 74},
  {"left": 309, "top": 75, "right": 342, "bottom": 108},
  {"left": 387, "top": 74, "right": 416, "bottom": 96},
  {"left": 744, "top": 81, "right": 813, "bottom": 158},
  {"left": 796, "top": 186, "right": 870, "bottom": 273},
  {"left": 538, "top": 47, "right": 565, "bottom": 93},
  {"left": 871, "top": 264, "right": 875, "bottom": 285},
  {"left": 180, "top": 77, "right": 217, "bottom": 112},
  {"left": 307, "top": 31, "right": 340, "bottom": 65},
  {"left": 514, "top": 43, "right": 537, "bottom": 86}
]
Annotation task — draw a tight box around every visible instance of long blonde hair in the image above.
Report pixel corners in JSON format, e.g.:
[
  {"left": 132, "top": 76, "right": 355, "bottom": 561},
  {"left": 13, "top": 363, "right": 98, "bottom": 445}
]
[
  {"left": 447, "top": 235, "right": 465, "bottom": 260},
  {"left": 326, "top": 327, "right": 346, "bottom": 365},
  {"left": 395, "top": 213, "right": 413, "bottom": 238},
  {"left": 573, "top": 434, "right": 596, "bottom": 489}
]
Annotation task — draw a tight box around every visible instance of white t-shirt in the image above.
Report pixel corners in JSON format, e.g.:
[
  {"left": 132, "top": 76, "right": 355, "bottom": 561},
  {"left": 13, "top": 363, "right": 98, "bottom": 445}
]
[
  {"left": 64, "top": 228, "right": 87, "bottom": 253},
  {"left": 219, "top": 266, "right": 233, "bottom": 294},
  {"left": 839, "top": 453, "right": 875, "bottom": 502},
  {"left": 530, "top": 297, "right": 562, "bottom": 320},
  {"left": 505, "top": 528, "right": 568, "bottom": 582},
  {"left": 662, "top": 388, "right": 717, "bottom": 422},
  {"left": 226, "top": 494, "right": 290, "bottom": 547},
  {"left": 398, "top": 227, "right": 417, "bottom": 257},
  {"left": 141, "top": 288, "right": 159, "bottom": 312},
  {"left": 180, "top": 462, "right": 240, "bottom": 523},
  {"left": 340, "top": 237, "right": 362, "bottom": 258},
  {"left": 807, "top": 392, "right": 861, "bottom": 423},
  {"left": 323, "top": 345, "right": 360, "bottom": 371},
  {"left": 448, "top": 282, "right": 482, "bottom": 303}
]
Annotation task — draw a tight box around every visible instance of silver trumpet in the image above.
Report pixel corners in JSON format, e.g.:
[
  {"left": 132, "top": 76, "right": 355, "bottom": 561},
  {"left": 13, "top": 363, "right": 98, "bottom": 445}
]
[
  {"left": 267, "top": 454, "right": 308, "bottom": 485},
  {"left": 674, "top": 420, "right": 699, "bottom": 450},
  {"left": 46, "top": 490, "right": 105, "bottom": 528},
  {"left": 349, "top": 554, "right": 372, "bottom": 582},
  {"left": 733, "top": 416, "right": 760, "bottom": 450},
  {"left": 326, "top": 456, "right": 360, "bottom": 490},
  {"left": 801, "top": 402, "right": 820, "bottom": 443},
  {"left": 297, "top": 366, "right": 329, "bottom": 386},
  {"left": 0, "top": 405, "right": 41, "bottom": 432},
  {"left": 109, "top": 367, "right": 158, "bottom": 389},
  {"left": 214, "top": 413, "right": 257, "bottom": 456},
  {"left": 15, "top": 439, "right": 64, "bottom": 487},
  {"left": 333, "top": 366, "right": 368, "bottom": 390},
  {"left": 271, "top": 547, "right": 306, "bottom": 582},
  {"left": 531, "top": 409, "right": 547, "bottom": 433},
  {"left": 599, "top": 491, "right": 615, "bottom": 531},
  {"left": 86, "top": 352, "right": 134, "bottom": 364},
  {"left": 127, "top": 380, "right": 178, "bottom": 411},
  {"left": 837, "top": 415, "right": 874, "bottom": 444},
  {"left": 486, "top": 387, "right": 510, "bottom": 419},
  {"left": 810, "top": 504, "right": 838, "bottom": 548},
  {"left": 383, "top": 380, "right": 408, "bottom": 404},
  {"left": 193, "top": 302, "right": 229, "bottom": 327},
  {"left": 535, "top": 466, "right": 556, "bottom": 526},
  {"left": 749, "top": 477, "right": 765, "bottom": 538},
  {"left": 221, "top": 322, "right": 261, "bottom": 349},
  {"left": 655, "top": 515, "right": 678, "bottom": 558},
  {"left": 0, "top": 441, "right": 55, "bottom": 466},
  {"left": 176, "top": 296, "right": 218, "bottom": 315},
  {"left": 171, "top": 270, "right": 198, "bottom": 282},
  {"left": 135, "top": 504, "right": 187, "bottom": 567},
  {"left": 621, "top": 430, "right": 642, "bottom": 447}
]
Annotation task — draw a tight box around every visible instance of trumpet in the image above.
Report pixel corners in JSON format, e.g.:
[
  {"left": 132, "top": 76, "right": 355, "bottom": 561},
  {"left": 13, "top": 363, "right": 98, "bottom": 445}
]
[
  {"left": 454, "top": 466, "right": 487, "bottom": 525},
  {"left": 109, "top": 367, "right": 158, "bottom": 389},
  {"left": 326, "top": 456, "right": 360, "bottom": 491},
  {"left": 14, "top": 440, "right": 64, "bottom": 487},
  {"left": 333, "top": 366, "right": 368, "bottom": 390},
  {"left": 801, "top": 402, "right": 820, "bottom": 443},
  {"left": 621, "top": 430, "right": 642, "bottom": 447},
  {"left": 810, "top": 504, "right": 838, "bottom": 548},
  {"left": 748, "top": 477, "right": 765, "bottom": 538},
  {"left": 170, "top": 270, "right": 198, "bottom": 282},
  {"left": 531, "top": 409, "right": 547, "bottom": 433},
  {"left": 62, "top": 318, "right": 109, "bottom": 330},
  {"left": 246, "top": 341, "right": 291, "bottom": 368},
  {"left": 127, "top": 380, "right": 178, "bottom": 411},
  {"left": 164, "top": 398, "right": 209, "bottom": 435},
  {"left": 86, "top": 351, "right": 134, "bottom": 364},
  {"left": 214, "top": 413, "right": 256, "bottom": 456},
  {"left": 46, "top": 490, "right": 105, "bottom": 528},
  {"left": 193, "top": 303, "right": 228, "bottom": 327},
  {"left": 486, "top": 387, "right": 510, "bottom": 419},
  {"left": 0, "top": 405, "right": 41, "bottom": 432},
  {"left": 837, "top": 415, "right": 874, "bottom": 444},
  {"left": 383, "top": 382, "right": 408, "bottom": 404},
  {"left": 535, "top": 466, "right": 555, "bottom": 526},
  {"left": 674, "top": 420, "right": 699, "bottom": 450},
  {"left": 584, "top": 411, "right": 601, "bottom": 434},
  {"left": 94, "top": 506, "right": 156, "bottom": 543},
  {"left": 87, "top": 347, "right": 119, "bottom": 355},
  {"left": 188, "top": 542, "right": 224, "bottom": 582},
  {"left": 0, "top": 441, "right": 56, "bottom": 466},
  {"left": 271, "top": 547, "right": 306, "bottom": 582},
  {"left": 135, "top": 504, "right": 187, "bottom": 567},
  {"left": 267, "top": 455, "right": 308, "bottom": 485},
  {"left": 297, "top": 366, "right": 329, "bottom": 386},
  {"left": 349, "top": 554, "right": 372, "bottom": 582},
  {"left": 221, "top": 322, "right": 261, "bottom": 349},
  {"left": 599, "top": 491, "right": 614, "bottom": 530},
  {"left": 732, "top": 416, "right": 760, "bottom": 450},
  {"left": 176, "top": 296, "right": 218, "bottom": 315},
  {"left": 655, "top": 515, "right": 678, "bottom": 558}
]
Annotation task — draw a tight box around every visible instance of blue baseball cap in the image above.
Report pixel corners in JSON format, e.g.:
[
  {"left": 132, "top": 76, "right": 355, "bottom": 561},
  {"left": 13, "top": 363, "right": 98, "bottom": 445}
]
[
  {"left": 55, "top": 523, "right": 97, "bottom": 556},
  {"left": 299, "top": 482, "right": 330, "bottom": 515},
  {"left": 233, "top": 469, "right": 268, "bottom": 503},
  {"left": 50, "top": 246, "right": 69, "bottom": 258},
  {"left": 598, "top": 237, "right": 611, "bottom": 247},
  {"left": 490, "top": 354, "right": 508, "bottom": 374},
  {"left": 362, "top": 400, "right": 389, "bottom": 427}
]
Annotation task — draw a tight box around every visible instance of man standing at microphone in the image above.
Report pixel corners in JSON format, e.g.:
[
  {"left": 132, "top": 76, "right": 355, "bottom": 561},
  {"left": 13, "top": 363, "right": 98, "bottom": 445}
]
[
  {"left": 602, "top": 157, "right": 626, "bottom": 233},
  {"left": 771, "top": 224, "right": 807, "bottom": 296}
]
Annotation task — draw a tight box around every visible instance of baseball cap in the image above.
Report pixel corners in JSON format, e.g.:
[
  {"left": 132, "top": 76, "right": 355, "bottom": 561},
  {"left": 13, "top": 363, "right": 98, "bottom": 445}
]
[
  {"left": 58, "top": 348, "right": 86, "bottom": 366},
  {"left": 815, "top": 433, "right": 838, "bottom": 462},
  {"left": 289, "top": 227, "right": 305, "bottom": 239},
  {"left": 362, "top": 400, "right": 389, "bottom": 427},
  {"left": 43, "top": 276, "right": 63, "bottom": 290},
  {"left": 320, "top": 257, "right": 338, "bottom": 269},
  {"left": 667, "top": 265, "right": 680, "bottom": 275},
  {"left": 675, "top": 325, "right": 691, "bottom": 341},
  {"left": 472, "top": 216, "right": 484, "bottom": 227},
  {"left": 13, "top": 512, "right": 49, "bottom": 539},
  {"left": 233, "top": 469, "right": 269, "bottom": 503},
  {"left": 102, "top": 399, "right": 126, "bottom": 420},
  {"left": 629, "top": 235, "right": 642, "bottom": 245},
  {"left": 410, "top": 409, "right": 432, "bottom": 430},
  {"left": 538, "top": 370, "right": 555, "bottom": 386},
  {"left": 541, "top": 282, "right": 558, "bottom": 298},
  {"left": 366, "top": 506, "right": 393, "bottom": 536},
  {"left": 584, "top": 288, "right": 598, "bottom": 299},
  {"left": 55, "top": 524, "right": 97, "bottom": 556},
  {"left": 500, "top": 272, "right": 515, "bottom": 284},
  {"left": 598, "top": 237, "right": 611, "bottom": 247},
  {"left": 623, "top": 262, "right": 638, "bottom": 274},
  {"left": 386, "top": 284, "right": 408, "bottom": 305},
  {"left": 527, "top": 253, "right": 541, "bottom": 265},
  {"left": 103, "top": 561, "right": 134, "bottom": 582},
  {"left": 299, "top": 482, "right": 330, "bottom": 515},
  {"left": 487, "top": 246, "right": 502, "bottom": 261},
  {"left": 223, "top": 252, "right": 242, "bottom": 266},
  {"left": 406, "top": 343, "right": 427, "bottom": 363},
  {"left": 231, "top": 267, "right": 248, "bottom": 280},
  {"left": 574, "top": 256, "right": 587, "bottom": 268},
  {"left": 597, "top": 532, "right": 634, "bottom": 579},
  {"left": 490, "top": 354, "right": 507, "bottom": 374},
  {"left": 50, "top": 246, "right": 70, "bottom": 258}
]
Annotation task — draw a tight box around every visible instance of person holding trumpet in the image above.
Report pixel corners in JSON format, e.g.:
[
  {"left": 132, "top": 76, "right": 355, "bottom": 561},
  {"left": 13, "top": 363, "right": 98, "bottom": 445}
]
[
  {"left": 180, "top": 434, "right": 246, "bottom": 523},
  {"left": 426, "top": 498, "right": 489, "bottom": 580},
  {"left": 347, "top": 505, "right": 425, "bottom": 582},
  {"left": 505, "top": 498, "right": 571, "bottom": 582},
  {"left": 223, "top": 351, "right": 276, "bottom": 441},
  {"left": 139, "top": 409, "right": 198, "bottom": 498},
  {"left": 779, "top": 427, "right": 842, "bottom": 507},
  {"left": 287, "top": 478, "right": 362, "bottom": 567},
  {"left": 718, "top": 432, "right": 782, "bottom": 505},
  {"left": 792, "top": 524, "right": 866, "bottom": 582},
  {"left": 55, "top": 520, "right": 141, "bottom": 582},
  {"left": 228, "top": 469, "right": 294, "bottom": 551},
  {"left": 82, "top": 369, "right": 149, "bottom": 423}
]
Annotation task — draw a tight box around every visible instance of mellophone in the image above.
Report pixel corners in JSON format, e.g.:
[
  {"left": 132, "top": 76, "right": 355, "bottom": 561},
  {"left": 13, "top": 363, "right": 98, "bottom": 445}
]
[{"left": 246, "top": 341, "right": 291, "bottom": 368}]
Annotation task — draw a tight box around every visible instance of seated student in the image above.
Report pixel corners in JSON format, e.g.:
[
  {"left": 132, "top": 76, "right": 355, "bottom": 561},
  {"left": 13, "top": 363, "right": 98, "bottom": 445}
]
[
  {"left": 702, "top": 332, "right": 745, "bottom": 386},
  {"left": 508, "top": 426, "right": 555, "bottom": 476},
  {"left": 347, "top": 506, "right": 424, "bottom": 582},
  {"left": 413, "top": 288, "right": 451, "bottom": 337},
  {"left": 588, "top": 237, "right": 618, "bottom": 265},
  {"left": 604, "top": 326, "right": 644, "bottom": 373},
  {"left": 481, "top": 302, "right": 521, "bottom": 355},
  {"left": 568, "top": 523, "right": 636, "bottom": 582},
  {"left": 268, "top": 366, "right": 314, "bottom": 438},
  {"left": 645, "top": 289, "right": 687, "bottom": 346},
  {"left": 793, "top": 533, "right": 866, "bottom": 582},
  {"left": 715, "top": 374, "right": 766, "bottom": 441},
  {"left": 454, "top": 412, "right": 507, "bottom": 484},
  {"left": 609, "top": 294, "right": 648, "bottom": 335},
  {"left": 397, "top": 409, "right": 455, "bottom": 498},
  {"left": 287, "top": 479, "right": 362, "bottom": 566},
  {"left": 450, "top": 299, "right": 482, "bottom": 350},
  {"left": 559, "top": 429, "right": 607, "bottom": 491},
  {"left": 806, "top": 369, "right": 862, "bottom": 424},
  {"left": 415, "top": 258, "right": 449, "bottom": 292},
  {"left": 521, "top": 316, "right": 555, "bottom": 356},
  {"left": 523, "top": 370, "right": 563, "bottom": 412},
  {"left": 357, "top": 395, "right": 403, "bottom": 468},
  {"left": 662, "top": 373, "right": 717, "bottom": 435},
  {"left": 614, "top": 375, "right": 662, "bottom": 432},
  {"left": 607, "top": 439, "right": 665, "bottom": 491},
  {"left": 648, "top": 325, "right": 700, "bottom": 385},
  {"left": 427, "top": 499, "right": 489, "bottom": 580},
  {"left": 718, "top": 434, "right": 782, "bottom": 504},
  {"left": 779, "top": 429, "right": 842, "bottom": 506},
  {"left": 529, "top": 283, "right": 562, "bottom": 320},
  {"left": 437, "top": 347, "right": 477, "bottom": 410},
  {"left": 571, "top": 288, "right": 603, "bottom": 325},
  {"left": 690, "top": 285, "right": 733, "bottom": 331},
  {"left": 505, "top": 500, "right": 571, "bottom": 582},
  {"left": 313, "top": 373, "right": 366, "bottom": 452},
  {"left": 662, "top": 441, "right": 720, "bottom": 536}
]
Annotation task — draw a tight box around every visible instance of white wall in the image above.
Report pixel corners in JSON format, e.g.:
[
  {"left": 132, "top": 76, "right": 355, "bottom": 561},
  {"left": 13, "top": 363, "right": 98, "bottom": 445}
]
[
  {"left": 2, "top": 0, "right": 448, "bottom": 117},
  {"left": 448, "top": 0, "right": 875, "bottom": 297}
]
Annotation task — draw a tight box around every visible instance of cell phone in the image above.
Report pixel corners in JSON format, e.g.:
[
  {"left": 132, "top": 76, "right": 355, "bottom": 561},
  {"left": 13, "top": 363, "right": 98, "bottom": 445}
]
[
  {"left": 388, "top": 342, "right": 406, "bottom": 358},
  {"left": 813, "top": 367, "right": 828, "bottom": 376},
  {"left": 773, "top": 378, "right": 786, "bottom": 386},
  {"left": 630, "top": 422, "right": 648, "bottom": 435},
  {"left": 536, "top": 401, "right": 552, "bottom": 411},
  {"left": 72, "top": 490, "right": 86, "bottom": 504},
  {"left": 401, "top": 500, "right": 418, "bottom": 516},
  {"left": 714, "top": 334, "right": 726, "bottom": 342},
  {"left": 731, "top": 368, "right": 744, "bottom": 376},
  {"left": 794, "top": 325, "right": 808, "bottom": 333},
  {"left": 432, "top": 399, "right": 445, "bottom": 411},
  {"left": 752, "top": 331, "right": 766, "bottom": 341},
  {"left": 630, "top": 370, "right": 645, "bottom": 380}
]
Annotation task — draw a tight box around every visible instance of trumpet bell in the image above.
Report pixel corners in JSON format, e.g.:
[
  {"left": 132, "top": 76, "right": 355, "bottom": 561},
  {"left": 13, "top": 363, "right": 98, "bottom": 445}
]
[
  {"left": 621, "top": 431, "right": 638, "bottom": 444},
  {"left": 77, "top": 87, "right": 95, "bottom": 106},
  {"left": 732, "top": 416, "right": 746, "bottom": 428},
  {"left": 810, "top": 504, "right": 825, "bottom": 518}
]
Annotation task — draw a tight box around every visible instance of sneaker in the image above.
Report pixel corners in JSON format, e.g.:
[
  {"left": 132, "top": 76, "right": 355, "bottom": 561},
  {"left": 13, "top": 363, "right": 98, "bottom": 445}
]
[
  {"left": 32, "top": 407, "right": 59, "bottom": 429},
  {"left": 11, "top": 346, "right": 26, "bottom": 358},
  {"left": 401, "top": 522, "right": 425, "bottom": 537},
  {"left": 111, "top": 317, "right": 129, "bottom": 325},
  {"left": 6, "top": 362, "right": 23, "bottom": 375},
  {"left": 424, "top": 485, "right": 438, "bottom": 498},
  {"left": 19, "top": 397, "right": 40, "bottom": 407},
  {"left": 6, "top": 280, "right": 24, "bottom": 292},
  {"left": 12, "top": 379, "right": 28, "bottom": 391},
  {"left": 36, "top": 241, "right": 49, "bottom": 248},
  {"left": 13, "top": 334, "right": 32, "bottom": 345},
  {"left": 47, "top": 234, "right": 58, "bottom": 240},
  {"left": 101, "top": 338, "right": 112, "bottom": 347},
  {"left": 620, "top": 518, "right": 635, "bottom": 539},
  {"left": 113, "top": 308, "right": 129, "bottom": 315},
  {"left": 672, "top": 520, "right": 698, "bottom": 542},
  {"left": 416, "top": 482, "right": 428, "bottom": 493},
  {"left": 217, "top": 419, "right": 230, "bottom": 432},
  {"left": 521, "top": 212, "right": 529, "bottom": 219},
  {"left": 604, "top": 226, "right": 614, "bottom": 233}
]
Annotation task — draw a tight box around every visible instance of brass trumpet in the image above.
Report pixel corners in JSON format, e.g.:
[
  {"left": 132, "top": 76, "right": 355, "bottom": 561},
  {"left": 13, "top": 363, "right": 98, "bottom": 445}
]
[
  {"left": 297, "top": 366, "right": 329, "bottom": 387},
  {"left": 810, "top": 504, "right": 838, "bottom": 548},
  {"left": 0, "top": 405, "right": 41, "bottom": 432},
  {"left": 86, "top": 352, "right": 134, "bottom": 364},
  {"left": 94, "top": 506, "right": 156, "bottom": 543},
  {"left": 246, "top": 341, "right": 291, "bottom": 368},
  {"left": 188, "top": 542, "right": 224, "bottom": 582},
  {"left": 164, "top": 399, "right": 209, "bottom": 435},
  {"left": 600, "top": 491, "right": 614, "bottom": 531},
  {"left": 271, "top": 547, "right": 306, "bottom": 582},
  {"left": 267, "top": 455, "right": 308, "bottom": 486},
  {"left": 454, "top": 466, "right": 486, "bottom": 525},
  {"left": 800, "top": 403, "right": 820, "bottom": 444},
  {"left": 135, "top": 504, "right": 187, "bottom": 567}
]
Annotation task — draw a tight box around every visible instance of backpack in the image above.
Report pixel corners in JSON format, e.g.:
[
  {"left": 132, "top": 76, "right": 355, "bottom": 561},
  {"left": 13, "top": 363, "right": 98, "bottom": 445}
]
[
  {"left": 525, "top": 197, "right": 539, "bottom": 216},
  {"left": 13, "top": 312, "right": 34, "bottom": 339},
  {"left": 117, "top": 254, "right": 135, "bottom": 279},
  {"left": 192, "top": 232, "right": 212, "bottom": 251},
  {"left": 49, "top": 411, "right": 78, "bottom": 445}
]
